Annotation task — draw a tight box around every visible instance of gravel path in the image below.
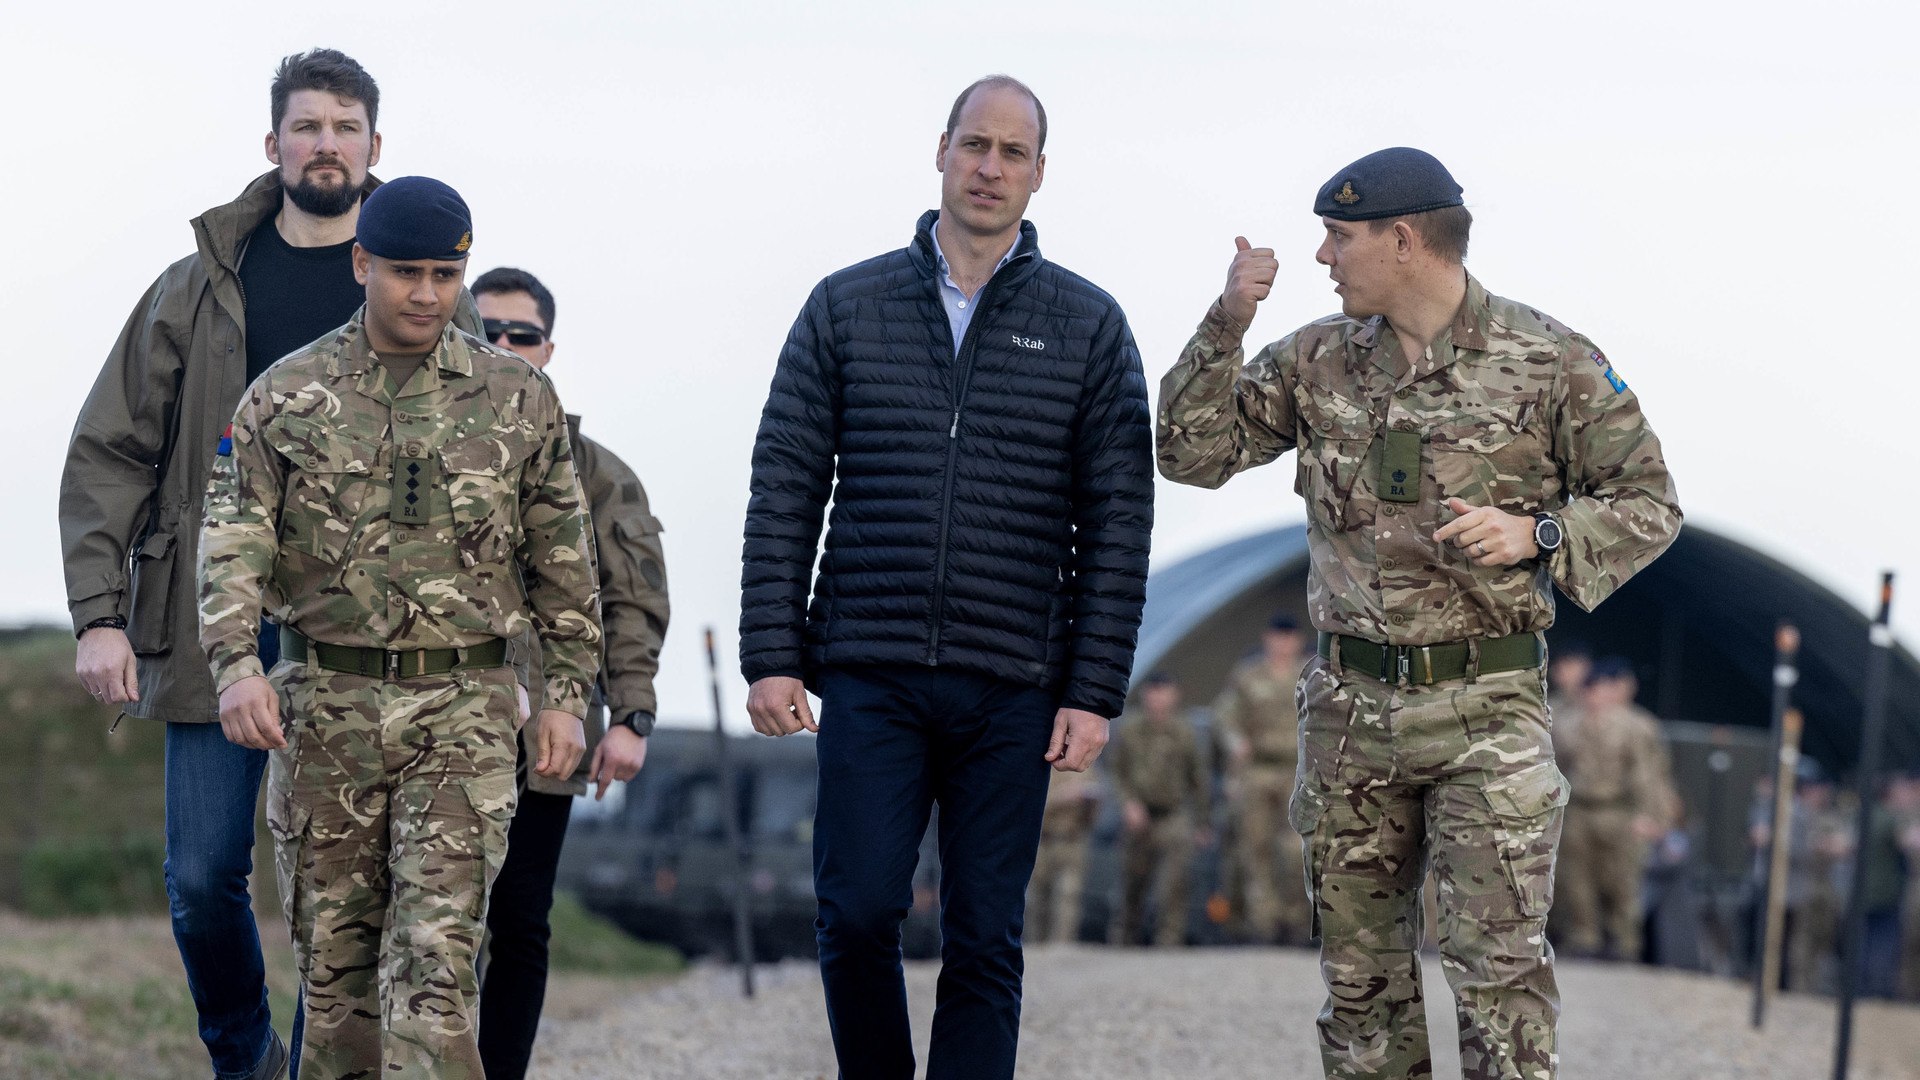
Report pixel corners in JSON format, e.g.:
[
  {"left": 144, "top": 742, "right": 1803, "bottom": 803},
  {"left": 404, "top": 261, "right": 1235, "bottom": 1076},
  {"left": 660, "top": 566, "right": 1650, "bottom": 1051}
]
[{"left": 531, "top": 945, "right": 1920, "bottom": 1079}]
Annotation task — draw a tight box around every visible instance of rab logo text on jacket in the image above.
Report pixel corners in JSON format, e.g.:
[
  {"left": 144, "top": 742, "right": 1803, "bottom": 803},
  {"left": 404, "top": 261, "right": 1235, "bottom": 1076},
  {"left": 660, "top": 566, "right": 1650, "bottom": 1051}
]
[{"left": 1011, "top": 334, "right": 1046, "bottom": 351}]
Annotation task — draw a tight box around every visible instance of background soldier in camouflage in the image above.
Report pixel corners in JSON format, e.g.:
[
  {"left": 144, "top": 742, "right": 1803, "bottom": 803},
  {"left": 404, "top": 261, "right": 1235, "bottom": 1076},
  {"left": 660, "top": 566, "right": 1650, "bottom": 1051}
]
[
  {"left": 1553, "top": 658, "right": 1674, "bottom": 959},
  {"left": 1156, "top": 148, "right": 1681, "bottom": 1079},
  {"left": 469, "top": 266, "right": 671, "bottom": 1080},
  {"left": 198, "top": 177, "right": 601, "bottom": 1080},
  {"left": 1109, "top": 672, "right": 1210, "bottom": 948},
  {"left": 1782, "top": 766, "right": 1850, "bottom": 993},
  {"left": 1215, "top": 613, "right": 1312, "bottom": 944},
  {"left": 1026, "top": 768, "right": 1101, "bottom": 943}
]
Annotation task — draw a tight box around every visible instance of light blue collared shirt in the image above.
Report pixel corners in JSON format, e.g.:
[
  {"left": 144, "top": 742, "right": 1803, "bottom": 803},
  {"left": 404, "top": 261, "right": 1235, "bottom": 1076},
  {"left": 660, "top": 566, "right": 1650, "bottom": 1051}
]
[{"left": 930, "top": 216, "right": 1020, "bottom": 355}]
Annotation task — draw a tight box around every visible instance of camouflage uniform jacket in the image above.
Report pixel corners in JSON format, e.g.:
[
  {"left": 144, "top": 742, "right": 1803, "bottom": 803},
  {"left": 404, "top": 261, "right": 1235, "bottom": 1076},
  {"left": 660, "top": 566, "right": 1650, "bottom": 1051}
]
[
  {"left": 198, "top": 310, "right": 601, "bottom": 718},
  {"left": 1158, "top": 275, "right": 1681, "bottom": 644},
  {"left": 1040, "top": 767, "right": 1101, "bottom": 840},
  {"left": 1109, "top": 711, "right": 1208, "bottom": 814},
  {"left": 1213, "top": 656, "right": 1303, "bottom": 765},
  {"left": 60, "top": 170, "right": 485, "bottom": 724},
  {"left": 1559, "top": 701, "right": 1670, "bottom": 815},
  {"left": 521, "top": 418, "right": 669, "bottom": 797}
]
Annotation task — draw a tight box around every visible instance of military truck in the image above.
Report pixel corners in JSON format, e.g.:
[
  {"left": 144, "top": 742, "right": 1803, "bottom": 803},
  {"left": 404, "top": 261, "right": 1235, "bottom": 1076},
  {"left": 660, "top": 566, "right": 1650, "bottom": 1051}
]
[{"left": 556, "top": 727, "right": 942, "bottom": 960}]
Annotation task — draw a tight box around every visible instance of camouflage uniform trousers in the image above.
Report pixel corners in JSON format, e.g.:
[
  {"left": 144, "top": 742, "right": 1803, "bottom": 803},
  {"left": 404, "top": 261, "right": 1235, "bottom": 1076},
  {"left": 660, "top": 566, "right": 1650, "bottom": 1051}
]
[
  {"left": 1027, "top": 832, "right": 1091, "bottom": 944},
  {"left": 1114, "top": 811, "right": 1195, "bottom": 948},
  {"left": 1786, "top": 888, "right": 1840, "bottom": 993},
  {"left": 1291, "top": 655, "right": 1568, "bottom": 1080},
  {"left": 1238, "top": 762, "right": 1311, "bottom": 945},
  {"left": 1553, "top": 804, "right": 1646, "bottom": 958},
  {"left": 265, "top": 658, "right": 520, "bottom": 1080}
]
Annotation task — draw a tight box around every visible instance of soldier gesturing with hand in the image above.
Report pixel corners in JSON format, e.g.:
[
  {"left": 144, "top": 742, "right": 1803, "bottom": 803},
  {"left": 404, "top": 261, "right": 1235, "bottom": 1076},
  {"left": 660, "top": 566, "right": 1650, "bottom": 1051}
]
[
  {"left": 1221, "top": 235, "right": 1279, "bottom": 326},
  {"left": 1158, "top": 148, "right": 1680, "bottom": 1080}
]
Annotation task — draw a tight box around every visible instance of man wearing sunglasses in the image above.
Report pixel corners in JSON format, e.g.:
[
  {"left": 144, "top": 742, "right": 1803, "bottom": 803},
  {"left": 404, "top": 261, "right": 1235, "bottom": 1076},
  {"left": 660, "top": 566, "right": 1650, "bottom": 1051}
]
[{"left": 470, "top": 266, "right": 670, "bottom": 1080}]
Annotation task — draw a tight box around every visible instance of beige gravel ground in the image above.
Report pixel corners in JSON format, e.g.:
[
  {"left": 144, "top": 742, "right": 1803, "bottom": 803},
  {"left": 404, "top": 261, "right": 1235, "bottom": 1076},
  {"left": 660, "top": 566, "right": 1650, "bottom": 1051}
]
[{"left": 529, "top": 944, "right": 1920, "bottom": 1079}]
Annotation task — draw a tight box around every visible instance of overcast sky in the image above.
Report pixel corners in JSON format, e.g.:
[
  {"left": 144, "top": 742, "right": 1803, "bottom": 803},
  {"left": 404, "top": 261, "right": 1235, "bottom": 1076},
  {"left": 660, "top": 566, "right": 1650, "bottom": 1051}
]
[{"left": 8, "top": 0, "right": 1916, "bottom": 729}]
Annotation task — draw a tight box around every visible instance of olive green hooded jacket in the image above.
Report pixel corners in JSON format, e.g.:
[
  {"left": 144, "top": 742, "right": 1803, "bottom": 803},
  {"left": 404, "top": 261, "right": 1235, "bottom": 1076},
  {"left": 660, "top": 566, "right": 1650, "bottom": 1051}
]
[{"left": 60, "top": 170, "right": 481, "bottom": 723}]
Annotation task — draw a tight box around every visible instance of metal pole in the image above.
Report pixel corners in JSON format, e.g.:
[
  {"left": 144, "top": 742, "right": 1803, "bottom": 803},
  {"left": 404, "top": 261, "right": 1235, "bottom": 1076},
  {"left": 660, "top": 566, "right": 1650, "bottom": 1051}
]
[
  {"left": 1833, "top": 574, "right": 1895, "bottom": 1080},
  {"left": 1751, "top": 623, "right": 1800, "bottom": 1028},
  {"left": 706, "top": 627, "right": 756, "bottom": 998}
]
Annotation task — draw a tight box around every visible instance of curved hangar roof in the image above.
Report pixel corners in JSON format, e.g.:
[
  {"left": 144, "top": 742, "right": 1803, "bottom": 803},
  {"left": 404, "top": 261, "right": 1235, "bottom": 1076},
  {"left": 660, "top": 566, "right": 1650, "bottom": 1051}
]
[{"left": 1134, "top": 523, "right": 1919, "bottom": 776}]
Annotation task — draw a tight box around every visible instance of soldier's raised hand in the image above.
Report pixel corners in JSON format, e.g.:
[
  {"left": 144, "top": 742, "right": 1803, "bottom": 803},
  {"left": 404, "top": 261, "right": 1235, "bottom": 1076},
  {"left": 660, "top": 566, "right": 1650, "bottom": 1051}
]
[{"left": 1221, "top": 236, "right": 1278, "bottom": 328}]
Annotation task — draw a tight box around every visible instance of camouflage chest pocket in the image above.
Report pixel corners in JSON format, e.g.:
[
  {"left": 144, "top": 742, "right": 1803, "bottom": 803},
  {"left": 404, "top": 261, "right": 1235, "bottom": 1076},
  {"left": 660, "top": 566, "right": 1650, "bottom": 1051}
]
[
  {"left": 1479, "top": 759, "right": 1570, "bottom": 918},
  {"left": 1293, "top": 382, "right": 1375, "bottom": 529},
  {"left": 439, "top": 426, "right": 539, "bottom": 567},
  {"left": 1427, "top": 395, "right": 1548, "bottom": 513},
  {"left": 265, "top": 418, "right": 382, "bottom": 563}
]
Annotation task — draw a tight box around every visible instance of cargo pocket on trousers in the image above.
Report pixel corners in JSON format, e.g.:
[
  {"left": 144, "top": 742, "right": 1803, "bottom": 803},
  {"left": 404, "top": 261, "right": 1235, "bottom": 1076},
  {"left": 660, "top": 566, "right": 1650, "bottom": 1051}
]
[
  {"left": 1289, "top": 783, "right": 1329, "bottom": 940},
  {"left": 1480, "top": 760, "right": 1571, "bottom": 919},
  {"left": 460, "top": 772, "right": 519, "bottom": 919},
  {"left": 265, "top": 792, "right": 312, "bottom": 934}
]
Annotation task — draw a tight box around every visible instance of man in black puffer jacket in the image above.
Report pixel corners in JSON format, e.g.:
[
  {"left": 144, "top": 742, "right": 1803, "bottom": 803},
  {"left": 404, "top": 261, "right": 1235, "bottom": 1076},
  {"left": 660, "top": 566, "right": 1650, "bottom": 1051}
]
[{"left": 741, "top": 75, "right": 1153, "bottom": 1080}]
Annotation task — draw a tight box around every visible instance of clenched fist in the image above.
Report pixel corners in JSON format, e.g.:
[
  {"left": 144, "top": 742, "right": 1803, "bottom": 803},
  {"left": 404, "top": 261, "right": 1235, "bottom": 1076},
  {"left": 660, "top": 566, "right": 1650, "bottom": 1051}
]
[{"left": 1221, "top": 235, "right": 1278, "bottom": 327}]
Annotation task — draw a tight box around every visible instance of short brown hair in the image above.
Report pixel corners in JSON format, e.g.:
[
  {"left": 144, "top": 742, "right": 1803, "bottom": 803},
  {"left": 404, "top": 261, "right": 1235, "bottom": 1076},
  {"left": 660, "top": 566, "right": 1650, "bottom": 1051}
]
[
  {"left": 1369, "top": 204, "right": 1472, "bottom": 263},
  {"left": 945, "top": 75, "right": 1047, "bottom": 153},
  {"left": 271, "top": 48, "right": 380, "bottom": 134}
]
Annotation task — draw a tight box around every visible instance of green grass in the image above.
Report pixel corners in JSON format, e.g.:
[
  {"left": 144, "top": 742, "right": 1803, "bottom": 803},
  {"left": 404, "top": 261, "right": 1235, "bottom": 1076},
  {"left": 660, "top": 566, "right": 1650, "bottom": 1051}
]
[{"left": 546, "top": 890, "right": 685, "bottom": 976}]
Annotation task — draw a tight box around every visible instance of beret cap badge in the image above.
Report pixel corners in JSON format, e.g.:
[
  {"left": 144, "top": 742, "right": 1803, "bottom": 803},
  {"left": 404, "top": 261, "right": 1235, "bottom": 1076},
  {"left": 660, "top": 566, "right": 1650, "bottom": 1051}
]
[
  {"left": 455, "top": 231, "right": 473, "bottom": 254},
  {"left": 1334, "top": 181, "right": 1360, "bottom": 205}
]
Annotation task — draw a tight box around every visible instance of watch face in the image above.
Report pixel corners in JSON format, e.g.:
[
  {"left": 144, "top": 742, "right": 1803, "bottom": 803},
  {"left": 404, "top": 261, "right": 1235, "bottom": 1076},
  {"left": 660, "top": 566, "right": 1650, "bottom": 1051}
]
[{"left": 1537, "top": 518, "right": 1563, "bottom": 550}]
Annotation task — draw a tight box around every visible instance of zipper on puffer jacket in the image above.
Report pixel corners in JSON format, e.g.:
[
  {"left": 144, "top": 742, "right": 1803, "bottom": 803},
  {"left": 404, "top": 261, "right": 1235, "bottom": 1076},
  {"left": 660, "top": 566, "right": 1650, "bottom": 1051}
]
[{"left": 927, "top": 252, "right": 1032, "bottom": 663}]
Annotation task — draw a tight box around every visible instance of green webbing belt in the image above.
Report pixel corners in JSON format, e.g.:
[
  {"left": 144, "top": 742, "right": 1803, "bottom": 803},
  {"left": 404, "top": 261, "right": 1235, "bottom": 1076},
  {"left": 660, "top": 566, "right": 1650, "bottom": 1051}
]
[
  {"left": 280, "top": 627, "right": 508, "bottom": 679},
  {"left": 1317, "top": 630, "right": 1542, "bottom": 686}
]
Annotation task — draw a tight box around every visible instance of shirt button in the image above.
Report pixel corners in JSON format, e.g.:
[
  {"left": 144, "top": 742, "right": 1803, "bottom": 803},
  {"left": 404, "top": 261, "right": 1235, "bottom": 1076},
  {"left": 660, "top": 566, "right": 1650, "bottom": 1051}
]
[
  {"left": 1396, "top": 389, "right": 1411, "bottom": 400},
  {"left": 388, "top": 594, "right": 403, "bottom": 607},
  {"left": 405, "top": 442, "right": 423, "bottom": 457},
  {"left": 957, "top": 300, "right": 968, "bottom": 309},
  {"left": 1383, "top": 505, "right": 1399, "bottom": 517},
  {"left": 1381, "top": 557, "right": 1397, "bottom": 570},
  {"left": 1318, "top": 419, "right": 1333, "bottom": 433},
  {"left": 1391, "top": 613, "right": 1409, "bottom": 626}
]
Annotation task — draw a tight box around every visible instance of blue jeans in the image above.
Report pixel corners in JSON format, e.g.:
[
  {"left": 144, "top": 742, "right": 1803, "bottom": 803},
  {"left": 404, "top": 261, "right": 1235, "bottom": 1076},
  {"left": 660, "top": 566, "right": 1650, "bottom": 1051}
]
[
  {"left": 163, "top": 622, "right": 301, "bottom": 1078},
  {"left": 812, "top": 664, "right": 1056, "bottom": 1080}
]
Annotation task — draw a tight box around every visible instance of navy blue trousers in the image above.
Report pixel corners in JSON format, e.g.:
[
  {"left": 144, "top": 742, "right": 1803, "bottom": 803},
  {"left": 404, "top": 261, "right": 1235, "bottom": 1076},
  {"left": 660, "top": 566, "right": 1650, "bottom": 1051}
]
[{"left": 813, "top": 664, "right": 1056, "bottom": 1080}]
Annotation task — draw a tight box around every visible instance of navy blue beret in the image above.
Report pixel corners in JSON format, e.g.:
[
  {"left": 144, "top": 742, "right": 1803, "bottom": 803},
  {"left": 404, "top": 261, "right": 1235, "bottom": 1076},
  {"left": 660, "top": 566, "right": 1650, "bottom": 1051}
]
[
  {"left": 1268, "top": 613, "right": 1300, "bottom": 633},
  {"left": 1314, "top": 147, "right": 1463, "bottom": 222},
  {"left": 1142, "top": 671, "right": 1177, "bottom": 688},
  {"left": 356, "top": 176, "right": 473, "bottom": 261}
]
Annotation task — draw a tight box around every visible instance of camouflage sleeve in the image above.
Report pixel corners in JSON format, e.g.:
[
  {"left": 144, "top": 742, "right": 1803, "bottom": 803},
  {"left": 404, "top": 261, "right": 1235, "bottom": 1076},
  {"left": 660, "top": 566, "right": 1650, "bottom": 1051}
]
[
  {"left": 1156, "top": 301, "right": 1301, "bottom": 489},
  {"left": 1210, "top": 674, "right": 1249, "bottom": 758},
  {"left": 197, "top": 384, "right": 283, "bottom": 692},
  {"left": 1632, "top": 716, "right": 1676, "bottom": 822},
  {"left": 1547, "top": 336, "right": 1682, "bottom": 611},
  {"left": 579, "top": 436, "right": 669, "bottom": 732},
  {"left": 517, "top": 378, "right": 604, "bottom": 718}
]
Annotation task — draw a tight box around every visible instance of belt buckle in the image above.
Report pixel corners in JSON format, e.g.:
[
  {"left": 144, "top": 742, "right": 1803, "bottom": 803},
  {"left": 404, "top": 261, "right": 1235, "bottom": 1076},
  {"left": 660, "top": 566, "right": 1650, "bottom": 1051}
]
[{"left": 1395, "top": 646, "right": 1410, "bottom": 686}]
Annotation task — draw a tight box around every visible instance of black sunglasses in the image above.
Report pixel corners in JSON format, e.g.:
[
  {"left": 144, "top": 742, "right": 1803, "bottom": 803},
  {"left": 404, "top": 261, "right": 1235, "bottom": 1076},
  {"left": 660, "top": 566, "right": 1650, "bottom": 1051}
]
[{"left": 483, "top": 319, "right": 548, "bottom": 347}]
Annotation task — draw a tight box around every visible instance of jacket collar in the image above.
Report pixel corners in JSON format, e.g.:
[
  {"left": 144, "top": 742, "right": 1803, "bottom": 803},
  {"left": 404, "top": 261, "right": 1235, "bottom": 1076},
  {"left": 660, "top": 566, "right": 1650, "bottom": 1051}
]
[
  {"left": 329, "top": 307, "right": 476, "bottom": 399},
  {"left": 191, "top": 170, "right": 384, "bottom": 275},
  {"left": 907, "top": 210, "right": 1041, "bottom": 291},
  {"left": 1352, "top": 272, "right": 1493, "bottom": 386}
]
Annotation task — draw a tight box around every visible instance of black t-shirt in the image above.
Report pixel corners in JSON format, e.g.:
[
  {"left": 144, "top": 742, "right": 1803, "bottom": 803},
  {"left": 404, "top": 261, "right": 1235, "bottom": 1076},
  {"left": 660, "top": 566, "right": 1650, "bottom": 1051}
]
[{"left": 239, "top": 216, "right": 365, "bottom": 383}]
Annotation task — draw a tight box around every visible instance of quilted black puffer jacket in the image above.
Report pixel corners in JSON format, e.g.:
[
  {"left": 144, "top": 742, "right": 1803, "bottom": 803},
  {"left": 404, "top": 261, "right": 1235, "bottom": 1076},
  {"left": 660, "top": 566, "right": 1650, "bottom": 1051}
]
[{"left": 740, "top": 212, "right": 1153, "bottom": 718}]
